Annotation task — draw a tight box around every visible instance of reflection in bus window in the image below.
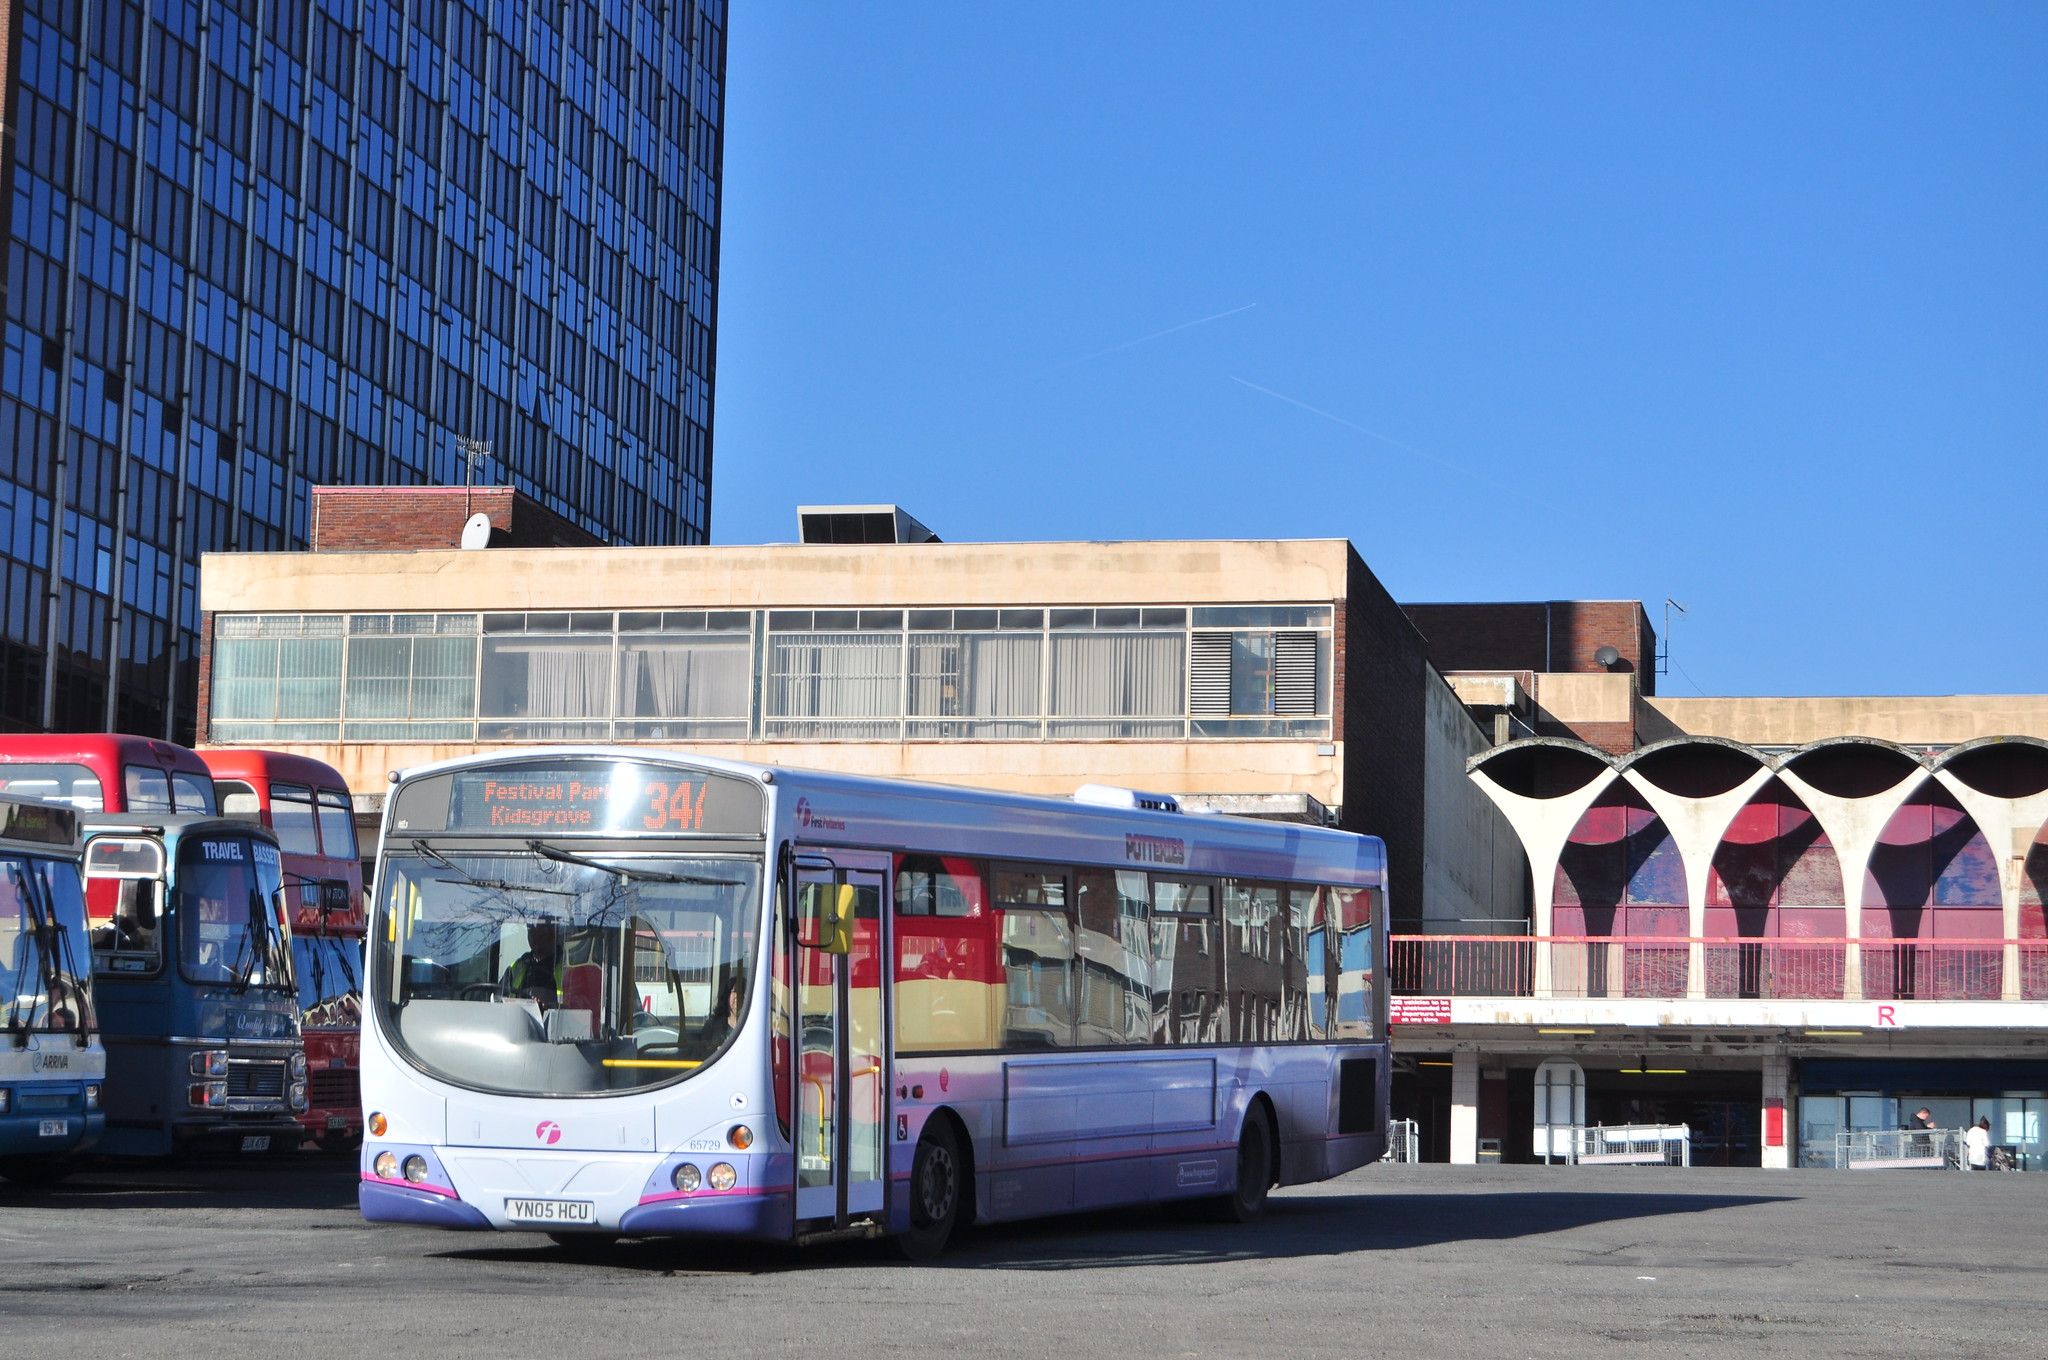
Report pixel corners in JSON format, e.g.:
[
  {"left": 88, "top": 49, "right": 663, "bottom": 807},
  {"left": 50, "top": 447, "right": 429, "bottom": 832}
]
[
  {"left": 171, "top": 771, "right": 217, "bottom": 813},
  {"left": 375, "top": 850, "right": 762, "bottom": 1096},
  {"left": 218, "top": 780, "right": 263, "bottom": 822},
  {"left": 1329, "top": 886, "right": 1377, "bottom": 1039},
  {"left": 177, "top": 837, "right": 292, "bottom": 992},
  {"left": 893, "top": 856, "right": 997, "bottom": 1052},
  {"left": 0, "top": 763, "right": 105, "bottom": 811},
  {"left": 1152, "top": 876, "right": 1221, "bottom": 1045},
  {"left": 1287, "top": 885, "right": 1325, "bottom": 1041},
  {"left": 294, "top": 935, "right": 363, "bottom": 1029},
  {"left": 1074, "top": 868, "right": 1150, "bottom": 1045},
  {"left": 1224, "top": 880, "right": 1283, "bottom": 1042},
  {"left": 124, "top": 765, "right": 174, "bottom": 812},
  {"left": 317, "top": 791, "right": 358, "bottom": 858},
  {"left": 270, "top": 784, "right": 322, "bottom": 855},
  {"left": 999, "top": 905, "right": 1073, "bottom": 1050}
]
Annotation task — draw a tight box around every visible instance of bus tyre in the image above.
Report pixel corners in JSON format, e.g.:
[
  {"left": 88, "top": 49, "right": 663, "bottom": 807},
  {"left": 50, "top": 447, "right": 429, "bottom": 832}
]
[
  {"left": 899, "top": 1119, "right": 963, "bottom": 1261},
  {"left": 1209, "top": 1104, "right": 1274, "bottom": 1224}
]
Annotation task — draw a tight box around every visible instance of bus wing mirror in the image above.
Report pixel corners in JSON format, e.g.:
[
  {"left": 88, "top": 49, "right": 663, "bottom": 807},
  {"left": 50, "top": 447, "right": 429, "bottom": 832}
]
[{"left": 794, "top": 881, "right": 856, "bottom": 955}]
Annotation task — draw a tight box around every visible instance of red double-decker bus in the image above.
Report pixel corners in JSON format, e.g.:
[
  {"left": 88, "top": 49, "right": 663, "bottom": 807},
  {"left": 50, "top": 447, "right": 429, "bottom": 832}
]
[
  {"left": 200, "top": 749, "right": 365, "bottom": 1151},
  {"left": 0, "top": 733, "right": 217, "bottom": 815}
]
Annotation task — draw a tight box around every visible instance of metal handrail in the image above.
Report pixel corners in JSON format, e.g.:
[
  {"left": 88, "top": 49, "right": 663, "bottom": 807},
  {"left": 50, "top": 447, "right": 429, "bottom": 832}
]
[{"left": 1389, "top": 935, "right": 2048, "bottom": 1002}]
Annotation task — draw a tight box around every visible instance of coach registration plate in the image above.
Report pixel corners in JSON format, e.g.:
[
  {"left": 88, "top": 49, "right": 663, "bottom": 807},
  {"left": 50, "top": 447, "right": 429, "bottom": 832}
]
[
  {"left": 507, "top": 1198, "right": 595, "bottom": 1224},
  {"left": 37, "top": 1119, "right": 67, "bottom": 1137}
]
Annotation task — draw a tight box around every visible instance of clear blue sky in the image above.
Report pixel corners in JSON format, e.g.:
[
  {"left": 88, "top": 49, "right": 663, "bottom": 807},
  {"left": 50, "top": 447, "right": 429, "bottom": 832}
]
[{"left": 710, "top": 4, "right": 2047, "bottom": 699}]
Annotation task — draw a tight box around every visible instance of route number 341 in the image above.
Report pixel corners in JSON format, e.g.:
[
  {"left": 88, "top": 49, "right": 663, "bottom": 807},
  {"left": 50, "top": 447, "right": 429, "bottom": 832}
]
[{"left": 641, "top": 779, "right": 710, "bottom": 832}]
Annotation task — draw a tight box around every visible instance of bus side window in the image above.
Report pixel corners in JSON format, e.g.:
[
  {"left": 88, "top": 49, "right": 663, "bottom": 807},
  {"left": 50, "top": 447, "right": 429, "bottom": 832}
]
[
  {"left": 1327, "top": 886, "right": 1377, "bottom": 1039},
  {"left": 994, "top": 865, "right": 1074, "bottom": 1051},
  {"left": 1287, "top": 886, "right": 1325, "bottom": 1041},
  {"left": 1074, "top": 869, "right": 1151, "bottom": 1046},
  {"left": 892, "top": 855, "right": 996, "bottom": 1053},
  {"left": 1150, "top": 877, "right": 1220, "bottom": 1046}
]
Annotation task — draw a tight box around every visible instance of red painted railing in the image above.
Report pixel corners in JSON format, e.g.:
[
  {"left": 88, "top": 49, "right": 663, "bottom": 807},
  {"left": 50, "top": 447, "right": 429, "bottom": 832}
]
[{"left": 1389, "top": 936, "right": 2048, "bottom": 1002}]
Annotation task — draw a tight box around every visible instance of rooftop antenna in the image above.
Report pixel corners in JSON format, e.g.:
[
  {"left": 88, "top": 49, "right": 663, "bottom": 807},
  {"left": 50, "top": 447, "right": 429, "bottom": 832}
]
[
  {"left": 1656, "top": 598, "right": 1687, "bottom": 676},
  {"left": 455, "top": 436, "right": 493, "bottom": 524}
]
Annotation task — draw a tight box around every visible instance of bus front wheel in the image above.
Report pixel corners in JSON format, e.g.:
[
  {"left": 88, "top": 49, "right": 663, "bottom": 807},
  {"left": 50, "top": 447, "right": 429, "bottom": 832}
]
[
  {"left": 898, "top": 1119, "right": 963, "bottom": 1261},
  {"left": 1207, "top": 1103, "right": 1274, "bottom": 1224}
]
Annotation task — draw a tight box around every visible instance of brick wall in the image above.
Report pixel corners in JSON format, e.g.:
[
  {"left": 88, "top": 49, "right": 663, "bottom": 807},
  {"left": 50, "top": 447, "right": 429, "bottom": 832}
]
[
  {"left": 193, "top": 613, "right": 215, "bottom": 744},
  {"left": 308, "top": 486, "right": 603, "bottom": 551},
  {"left": 1403, "top": 600, "right": 1657, "bottom": 696}
]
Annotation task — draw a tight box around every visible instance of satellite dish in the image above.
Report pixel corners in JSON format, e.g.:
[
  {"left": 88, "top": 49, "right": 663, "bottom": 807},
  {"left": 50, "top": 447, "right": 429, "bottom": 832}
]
[
  {"left": 1593, "top": 645, "right": 1622, "bottom": 668},
  {"left": 459, "top": 512, "right": 493, "bottom": 550}
]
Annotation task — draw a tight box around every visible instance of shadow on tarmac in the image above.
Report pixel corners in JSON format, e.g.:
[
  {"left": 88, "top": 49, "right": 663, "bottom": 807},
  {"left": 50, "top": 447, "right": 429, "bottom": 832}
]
[
  {"left": 431, "top": 1185, "right": 1791, "bottom": 1275},
  {"left": 0, "top": 1149, "right": 361, "bottom": 1214}
]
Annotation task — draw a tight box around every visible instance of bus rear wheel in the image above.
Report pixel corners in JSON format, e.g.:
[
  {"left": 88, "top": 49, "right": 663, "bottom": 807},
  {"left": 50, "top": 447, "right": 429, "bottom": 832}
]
[
  {"left": 1207, "top": 1103, "right": 1274, "bottom": 1224},
  {"left": 898, "top": 1119, "right": 962, "bottom": 1261}
]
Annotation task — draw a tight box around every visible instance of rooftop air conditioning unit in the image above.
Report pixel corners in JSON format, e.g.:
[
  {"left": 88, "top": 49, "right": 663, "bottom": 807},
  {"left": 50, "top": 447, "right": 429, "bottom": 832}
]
[{"left": 797, "top": 504, "right": 940, "bottom": 544}]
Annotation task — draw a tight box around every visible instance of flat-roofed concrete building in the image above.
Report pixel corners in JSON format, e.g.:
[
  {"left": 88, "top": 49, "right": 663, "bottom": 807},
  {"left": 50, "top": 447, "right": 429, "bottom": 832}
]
[{"left": 195, "top": 492, "right": 1528, "bottom": 938}]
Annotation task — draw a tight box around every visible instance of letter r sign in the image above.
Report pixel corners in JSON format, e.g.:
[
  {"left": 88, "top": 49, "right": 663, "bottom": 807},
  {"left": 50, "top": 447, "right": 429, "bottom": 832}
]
[{"left": 1875, "top": 1004, "right": 1900, "bottom": 1028}]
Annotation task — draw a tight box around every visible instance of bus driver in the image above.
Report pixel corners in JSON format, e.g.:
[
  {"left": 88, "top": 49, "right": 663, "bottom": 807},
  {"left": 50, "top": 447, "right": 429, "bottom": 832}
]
[{"left": 499, "top": 922, "right": 562, "bottom": 1008}]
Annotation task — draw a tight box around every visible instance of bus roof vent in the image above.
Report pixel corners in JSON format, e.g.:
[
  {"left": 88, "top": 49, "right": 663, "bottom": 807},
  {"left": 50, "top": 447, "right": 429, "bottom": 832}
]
[{"left": 1073, "top": 784, "right": 1182, "bottom": 814}]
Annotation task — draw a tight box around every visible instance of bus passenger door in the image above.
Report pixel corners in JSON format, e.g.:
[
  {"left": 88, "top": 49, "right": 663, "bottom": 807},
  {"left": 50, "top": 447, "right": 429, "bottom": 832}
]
[{"left": 791, "top": 857, "right": 888, "bottom": 1232}]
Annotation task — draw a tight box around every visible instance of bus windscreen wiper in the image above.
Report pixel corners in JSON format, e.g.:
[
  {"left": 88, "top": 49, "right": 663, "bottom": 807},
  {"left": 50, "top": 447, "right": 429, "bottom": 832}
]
[
  {"left": 525, "top": 840, "right": 744, "bottom": 886},
  {"left": 409, "top": 840, "right": 575, "bottom": 897}
]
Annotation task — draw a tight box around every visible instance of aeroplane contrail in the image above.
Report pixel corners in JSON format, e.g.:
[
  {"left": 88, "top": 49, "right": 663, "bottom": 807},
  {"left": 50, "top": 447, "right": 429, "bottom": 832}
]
[{"left": 1056, "top": 303, "right": 1258, "bottom": 368}]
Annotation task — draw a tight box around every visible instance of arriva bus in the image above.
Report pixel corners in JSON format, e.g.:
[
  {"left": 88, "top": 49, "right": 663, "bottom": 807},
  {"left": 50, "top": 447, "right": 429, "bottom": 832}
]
[
  {"left": 82, "top": 813, "right": 308, "bottom": 1156},
  {"left": 201, "top": 748, "right": 365, "bottom": 1150},
  {"left": 0, "top": 798, "right": 105, "bottom": 1184},
  {"left": 0, "top": 733, "right": 217, "bottom": 816},
  {"left": 360, "top": 750, "right": 1387, "bottom": 1256}
]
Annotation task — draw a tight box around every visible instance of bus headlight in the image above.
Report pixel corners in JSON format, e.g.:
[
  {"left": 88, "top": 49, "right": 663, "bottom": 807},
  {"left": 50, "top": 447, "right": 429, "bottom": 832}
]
[
  {"left": 671, "top": 1163, "right": 701, "bottom": 1193},
  {"left": 0, "top": 1089, "right": 10, "bottom": 1113},
  {"left": 288, "top": 1052, "right": 308, "bottom": 1081},
  {"left": 84, "top": 1084, "right": 100, "bottom": 1110},
  {"left": 401, "top": 1155, "right": 430, "bottom": 1184},
  {"left": 288, "top": 1082, "right": 308, "bottom": 1112},
  {"left": 188, "top": 1050, "right": 228, "bottom": 1078},
  {"left": 708, "top": 1163, "right": 737, "bottom": 1192},
  {"left": 727, "top": 1124, "right": 753, "bottom": 1150},
  {"left": 188, "top": 1081, "right": 226, "bottom": 1108},
  {"left": 373, "top": 1151, "right": 399, "bottom": 1179}
]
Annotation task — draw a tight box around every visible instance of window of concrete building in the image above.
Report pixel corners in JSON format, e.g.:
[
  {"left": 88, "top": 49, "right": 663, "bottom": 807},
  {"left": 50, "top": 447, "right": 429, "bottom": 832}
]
[
  {"left": 341, "top": 613, "right": 478, "bottom": 741},
  {"left": 764, "top": 610, "right": 902, "bottom": 740},
  {"left": 615, "top": 610, "right": 751, "bottom": 739},
  {"left": 905, "top": 608, "right": 1042, "bottom": 739},
  {"left": 1188, "top": 605, "right": 1332, "bottom": 737},
  {"left": 209, "top": 614, "right": 342, "bottom": 740},
  {"left": 478, "top": 611, "right": 614, "bottom": 740},
  {"left": 1047, "top": 609, "right": 1184, "bottom": 738}
]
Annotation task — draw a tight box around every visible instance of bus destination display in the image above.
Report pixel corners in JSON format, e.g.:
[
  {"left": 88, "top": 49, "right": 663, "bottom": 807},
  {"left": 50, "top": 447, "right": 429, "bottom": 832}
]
[{"left": 441, "top": 762, "right": 762, "bottom": 838}]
